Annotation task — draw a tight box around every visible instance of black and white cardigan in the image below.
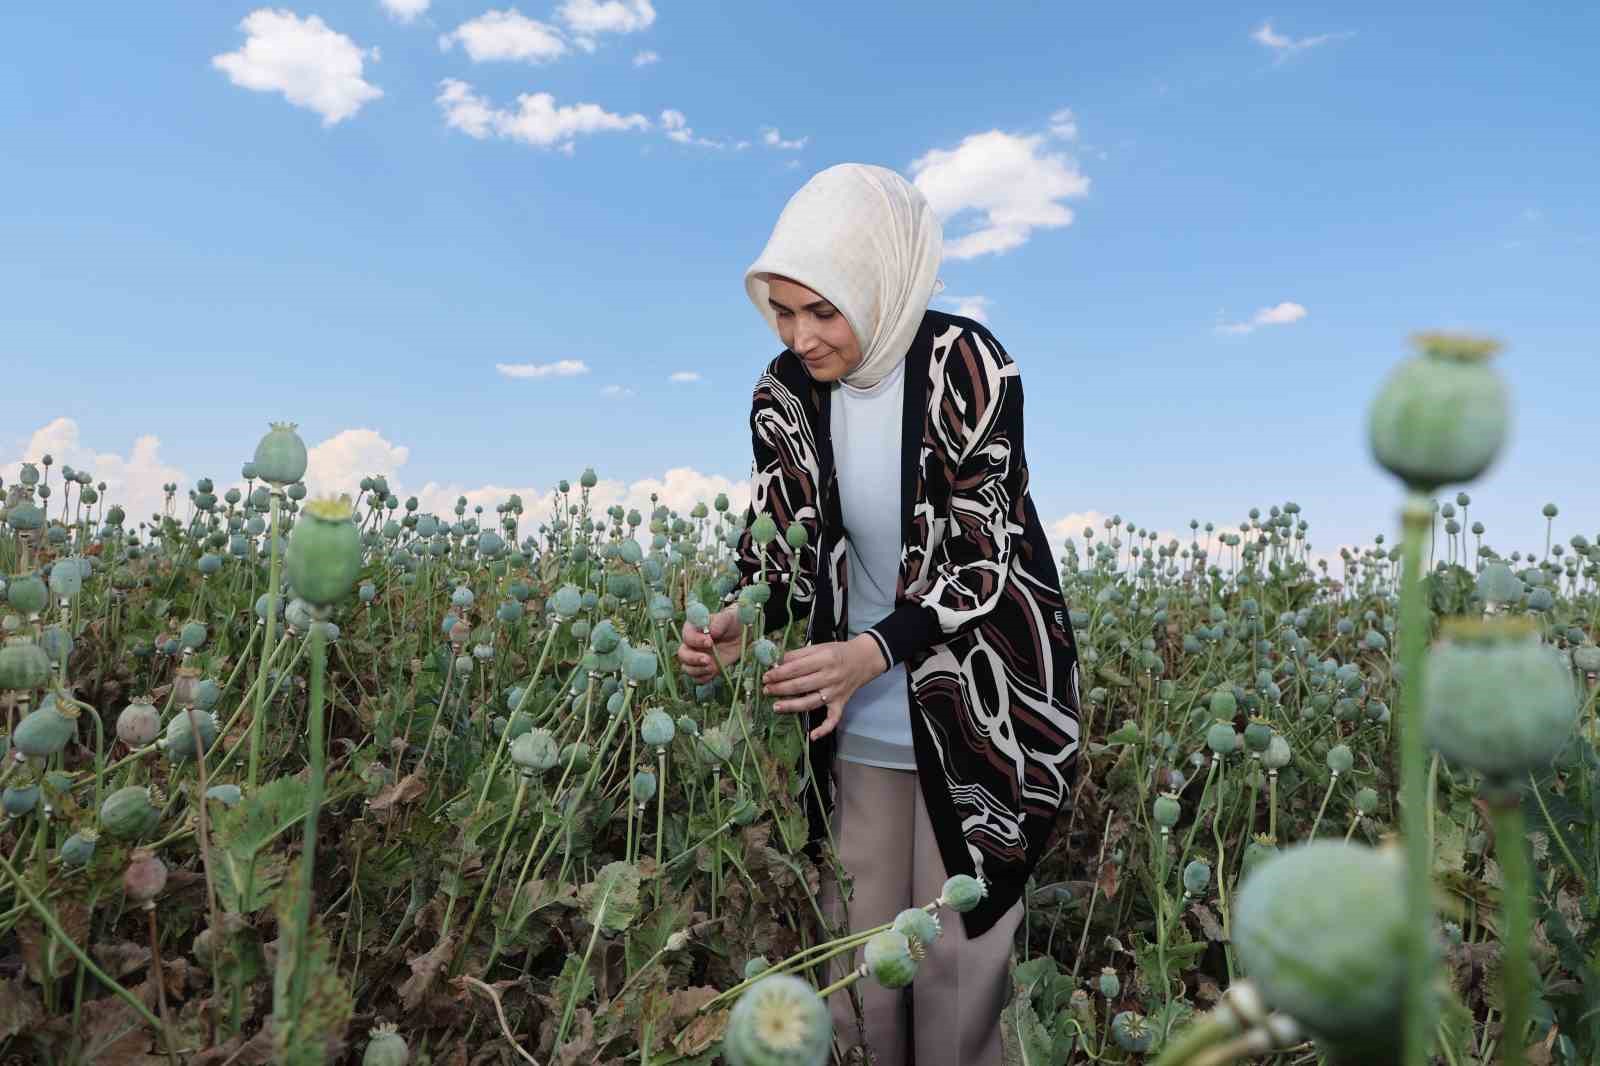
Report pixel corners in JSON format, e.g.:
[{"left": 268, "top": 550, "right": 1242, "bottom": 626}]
[{"left": 728, "top": 308, "right": 1082, "bottom": 937}]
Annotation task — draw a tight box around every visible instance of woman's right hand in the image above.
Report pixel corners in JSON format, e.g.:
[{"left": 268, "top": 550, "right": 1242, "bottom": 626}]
[{"left": 677, "top": 605, "right": 745, "bottom": 685}]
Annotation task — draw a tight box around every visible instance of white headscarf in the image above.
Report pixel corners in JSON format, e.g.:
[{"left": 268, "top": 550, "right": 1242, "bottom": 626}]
[{"left": 744, "top": 163, "right": 944, "bottom": 390}]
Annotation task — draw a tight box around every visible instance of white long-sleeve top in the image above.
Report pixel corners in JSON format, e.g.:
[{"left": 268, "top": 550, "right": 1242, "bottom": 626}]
[{"left": 831, "top": 357, "right": 915, "bottom": 769}]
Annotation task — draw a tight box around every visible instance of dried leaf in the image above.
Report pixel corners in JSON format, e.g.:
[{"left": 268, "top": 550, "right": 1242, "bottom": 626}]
[
  {"left": 1189, "top": 903, "right": 1226, "bottom": 942},
  {"left": 369, "top": 771, "right": 427, "bottom": 813},
  {"left": 1095, "top": 858, "right": 1120, "bottom": 901},
  {"left": 672, "top": 1007, "right": 728, "bottom": 1057},
  {"left": 76, "top": 997, "right": 163, "bottom": 1066},
  {"left": 0, "top": 977, "right": 43, "bottom": 1039},
  {"left": 93, "top": 942, "right": 152, "bottom": 979},
  {"left": 400, "top": 933, "right": 460, "bottom": 1011}
]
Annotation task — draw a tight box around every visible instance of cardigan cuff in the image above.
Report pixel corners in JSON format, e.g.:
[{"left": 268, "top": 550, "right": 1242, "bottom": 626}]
[{"left": 866, "top": 601, "right": 941, "bottom": 669}]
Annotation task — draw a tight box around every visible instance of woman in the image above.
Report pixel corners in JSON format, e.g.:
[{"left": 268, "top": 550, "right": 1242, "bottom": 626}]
[{"left": 678, "top": 163, "right": 1082, "bottom": 1066}]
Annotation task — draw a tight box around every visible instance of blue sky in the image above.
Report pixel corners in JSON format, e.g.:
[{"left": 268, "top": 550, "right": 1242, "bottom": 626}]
[{"left": 4, "top": 2, "right": 1596, "bottom": 565}]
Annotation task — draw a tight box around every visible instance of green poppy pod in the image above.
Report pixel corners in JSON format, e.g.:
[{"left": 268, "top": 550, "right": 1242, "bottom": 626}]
[
  {"left": 99, "top": 785, "right": 160, "bottom": 841},
  {"left": 1367, "top": 333, "right": 1509, "bottom": 491},
  {"left": 14, "top": 700, "right": 78, "bottom": 757},
  {"left": 450, "top": 585, "right": 474, "bottom": 609},
  {"left": 59, "top": 829, "right": 97, "bottom": 868},
  {"left": 753, "top": 639, "right": 779, "bottom": 667},
  {"left": 714, "top": 493, "right": 730, "bottom": 512},
  {"left": 640, "top": 709, "right": 676, "bottom": 749},
  {"left": 589, "top": 619, "right": 621, "bottom": 653},
  {"left": 1423, "top": 617, "right": 1579, "bottom": 784},
  {"left": 287, "top": 497, "right": 362, "bottom": 607},
  {"left": 549, "top": 585, "right": 582, "bottom": 620},
  {"left": 1110, "top": 1011, "right": 1153, "bottom": 1053},
  {"left": 1355, "top": 787, "right": 1380, "bottom": 815},
  {"left": 206, "top": 784, "right": 243, "bottom": 807},
  {"left": 49, "top": 560, "right": 83, "bottom": 600},
  {"left": 1326, "top": 744, "right": 1354, "bottom": 775},
  {"left": 1205, "top": 721, "right": 1237, "bottom": 757},
  {"left": 559, "top": 742, "right": 591, "bottom": 772},
  {"left": 1152, "top": 792, "right": 1181, "bottom": 829},
  {"left": 163, "top": 710, "right": 219, "bottom": 764},
  {"left": 865, "top": 930, "right": 917, "bottom": 989},
  {"left": 646, "top": 593, "right": 674, "bottom": 623},
  {"left": 252, "top": 422, "right": 308, "bottom": 486},
  {"left": 750, "top": 515, "right": 778, "bottom": 547},
  {"left": 1098, "top": 967, "right": 1121, "bottom": 1000},
  {"left": 6, "top": 502, "right": 44, "bottom": 531},
  {"left": 175, "top": 621, "right": 205, "bottom": 651},
  {"left": 723, "top": 974, "right": 832, "bottom": 1066},
  {"left": 1183, "top": 859, "right": 1211, "bottom": 895},
  {"left": 684, "top": 601, "right": 711, "bottom": 630},
  {"left": 631, "top": 769, "right": 658, "bottom": 804},
  {"left": 7, "top": 574, "right": 48, "bottom": 615},
  {"left": 1243, "top": 718, "right": 1272, "bottom": 753},
  {"left": 579, "top": 468, "right": 598, "bottom": 489},
  {"left": 362, "top": 1023, "right": 410, "bottom": 1066},
  {"left": 1574, "top": 645, "right": 1600, "bottom": 673},
  {"left": 891, "top": 908, "right": 940, "bottom": 957},
  {"left": 1234, "top": 841, "right": 1421, "bottom": 1054},
  {"left": 1208, "top": 688, "right": 1237, "bottom": 717},
  {"left": 511, "top": 729, "right": 559, "bottom": 773},
  {"left": 938, "top": 874, "right": 987, "bottom": 913},
  {"left": 624, "top": 648, "right": 658, "bottom": 683},
  {"left": 618, "top": 538, "right": 643, "bottom": 565},
  {"left": 1263, "top": 734, "right": 1292, "bottom": 771},
  {"left": 699, "top": 727, "right": 733, "bottom": 765},
  {"left": 3, "top": 784, "right": 40, "bottom": 817},
  {"left": 743, "top": 956, "right": 771, "bottom": 980},
  {"left": 0, "top": 641, "right": 51, "bottom": 691}
]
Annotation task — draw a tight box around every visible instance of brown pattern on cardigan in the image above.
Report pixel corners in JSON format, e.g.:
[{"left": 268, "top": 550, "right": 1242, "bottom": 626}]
[{"left": 727, "top": 309, "right": 1082, "bottom": 937}]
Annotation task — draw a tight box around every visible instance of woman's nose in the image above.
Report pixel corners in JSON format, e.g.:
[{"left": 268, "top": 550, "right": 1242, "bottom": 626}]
[{"left": 790, "top": 318, "right": 817, "bottom": 355}]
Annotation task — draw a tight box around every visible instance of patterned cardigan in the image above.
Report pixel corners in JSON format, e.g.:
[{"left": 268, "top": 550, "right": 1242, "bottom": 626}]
[{"left": 727, "top": 308, "right": 1082, "bottom": 937}]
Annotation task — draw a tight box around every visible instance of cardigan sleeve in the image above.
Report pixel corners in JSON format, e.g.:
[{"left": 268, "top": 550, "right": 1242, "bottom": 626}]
[
  {"left": 724, "top": 363, "right": 821, "bottom": 635},
  {"left": 866, "top": 332, "right": 1027, "bottom": 669}
]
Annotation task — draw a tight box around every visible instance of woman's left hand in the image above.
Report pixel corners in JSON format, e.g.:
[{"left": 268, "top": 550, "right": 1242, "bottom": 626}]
[{"left": 763, "top": 635, "right": 889, "bottom": 741}]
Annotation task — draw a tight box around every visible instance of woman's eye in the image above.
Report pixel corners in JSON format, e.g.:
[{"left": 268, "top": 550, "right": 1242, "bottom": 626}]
[
  {"left": 815, "top": 311, "right": 835, "bottom": 320},
  {"left": 775, "top": 310, "right": 793, "bottom": 318}
]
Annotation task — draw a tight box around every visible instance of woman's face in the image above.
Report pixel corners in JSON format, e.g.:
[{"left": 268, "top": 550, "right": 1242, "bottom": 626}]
[{"left": 765, "top": 275, "right": 862, "bottom": 383}]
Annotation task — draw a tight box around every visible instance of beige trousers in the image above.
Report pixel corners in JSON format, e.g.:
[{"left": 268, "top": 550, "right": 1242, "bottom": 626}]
[{"left": 819, "top": 759, "right": 1022, "bottom": 1066}]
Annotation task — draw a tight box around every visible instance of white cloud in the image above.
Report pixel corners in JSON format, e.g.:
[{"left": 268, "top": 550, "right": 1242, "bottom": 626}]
[
  {"left": 942, "top": 295, "right": 991, "bottom": 322},
  {"left": 381, "top": 0, "right": 430, "bottom": 23},
  {"left": 1216, "top": 301, "right": 1308, "bottom": 335},
  {"left": 304, "top": 429, "right": 411, "bottom": 499},
  {"left": 669, "top": 371, "right": 701, "bottom": 383},
  {"left": 584, "top": 466, "right": 749, "bottom": 524},
  {"left": 439, "top": 9, "right": 567, "bottom": 63},
  {"left": 1048, "top": 108, "right": 1078, "bottom": 141},
  {"left": 632, "top": 49, "right": 660, "bottom": 67},
  {"left": 437, "top": 79, "right": 649, "bottom": 151},
  {"left": 495, "top": 359, "right": 590, "bottom": 379},
  {"left": 910, "top": 130, "right": 1090, "bottom": 259},
  {"left": 6, "top": 422, "right": 748, "bottom": 547},
  {"left": 761, "top": 127, "right": 807, "bottom": 151},
  {"left": 5, "top": 419, "right": 187, "bottom": 529},
  {"left": 211, "top": 9, "right": 382, "bottom": 126},
  {"left": 600, "top": 384, "right": 636, "bottom": 398},
  {"left": 1050, "top": 510, "right": 1113, "bottom": 543},
  {"left": 558, "top": 0, "right": 655, "bottom": 50},
  {"left": 661, "top": 109, "right": 723, "bottom": 148},
  {"left": 1250, "top": 21, "right": 1352, "bottom": 62}
]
